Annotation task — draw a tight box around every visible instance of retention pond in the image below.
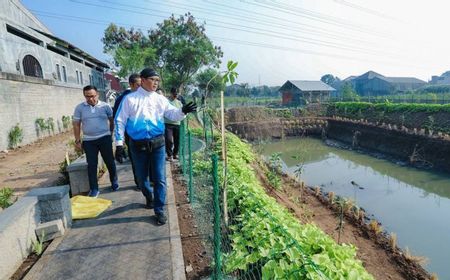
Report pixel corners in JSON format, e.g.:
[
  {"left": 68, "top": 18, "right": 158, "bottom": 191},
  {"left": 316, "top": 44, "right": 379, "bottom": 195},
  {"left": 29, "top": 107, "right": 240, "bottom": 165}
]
[{"left": 259, "top": 137, "right": 450, "bottom": 278}]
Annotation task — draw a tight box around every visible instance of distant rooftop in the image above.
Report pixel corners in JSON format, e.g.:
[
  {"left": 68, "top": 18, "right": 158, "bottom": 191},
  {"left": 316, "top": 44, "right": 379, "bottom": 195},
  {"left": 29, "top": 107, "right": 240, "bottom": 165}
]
[
  {"left": 350, "top": 71, "right": 425, "bottom": 84},
  {"left": 281, "top": 80, "right": 336, "bottom": 91}
]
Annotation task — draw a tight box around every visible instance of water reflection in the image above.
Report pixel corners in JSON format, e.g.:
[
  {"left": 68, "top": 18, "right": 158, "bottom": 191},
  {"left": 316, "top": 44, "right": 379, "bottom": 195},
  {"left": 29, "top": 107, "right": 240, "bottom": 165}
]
[{"left": 258, "top": 137, "right": 450, "bottom": 278}]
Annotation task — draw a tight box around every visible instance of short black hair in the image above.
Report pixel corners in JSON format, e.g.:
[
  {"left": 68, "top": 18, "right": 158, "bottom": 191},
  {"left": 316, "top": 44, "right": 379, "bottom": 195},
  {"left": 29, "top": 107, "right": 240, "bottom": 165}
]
[
  {"left": 129, "top": 73, "right": 140, "bottom": 84},
  {"left": 83, "top": 85, "right": 97, "bottom": 92},
  {"left": 170, "top": 87, "right": 177, "bottom": 94},
  {"left": 140, "top": 68, "right": 159, "bottom": 79}
]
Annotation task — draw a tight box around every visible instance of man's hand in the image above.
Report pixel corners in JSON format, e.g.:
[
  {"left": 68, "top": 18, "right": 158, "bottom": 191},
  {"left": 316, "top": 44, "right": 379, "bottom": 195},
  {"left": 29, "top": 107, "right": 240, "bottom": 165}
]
[
  {"left": 115, "top": 145, "right": 125, "bottom": 163},
  {"left": 74, "top": 140, "right": 82, "bottom": 152},
  {"left": 182, "top": 101, "right": 197, "bottom": 114}
]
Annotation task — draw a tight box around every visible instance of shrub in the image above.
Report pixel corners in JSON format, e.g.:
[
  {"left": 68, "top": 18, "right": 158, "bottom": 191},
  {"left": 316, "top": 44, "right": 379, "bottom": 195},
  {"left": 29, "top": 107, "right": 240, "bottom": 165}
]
[
  {"left": 0, "top": 187, "right": 14, "bottom": 208},
  {"left": 8, "top": 123, "right": 24, "bottom": 149},
  {"left": 61, "top": 115, "right": 71, "bottom": 130},
  {"left": 46, "top": 117, "right": 55, "bottom": 134},
  {"left": 35, "top": 118, "right": 48, "bottom": 133}
]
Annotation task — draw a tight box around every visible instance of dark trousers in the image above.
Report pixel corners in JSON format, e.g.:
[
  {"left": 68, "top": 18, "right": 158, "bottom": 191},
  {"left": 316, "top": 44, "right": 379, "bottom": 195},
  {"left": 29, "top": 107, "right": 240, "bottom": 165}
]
[
  {"left": 82, "top": 135, "right": 117, "bottom": 191},
  {"left": 165, "top": 124, "right": 180, "bottom": 157},
  {"left": 125, "top": 133, "right": 138, "bottom": 186},
  {"left": 129, "top": 140, "right": 165, "bottom": 214}
]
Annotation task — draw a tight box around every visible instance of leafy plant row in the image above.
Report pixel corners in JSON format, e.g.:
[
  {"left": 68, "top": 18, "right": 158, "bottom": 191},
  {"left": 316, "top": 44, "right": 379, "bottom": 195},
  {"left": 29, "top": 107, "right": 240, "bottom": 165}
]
[
  {"left": 192, "top": 131, "right": 373, "bottom": 279},
  {"left": 330, "top": 102, "right": 450, "bottom": 114}
]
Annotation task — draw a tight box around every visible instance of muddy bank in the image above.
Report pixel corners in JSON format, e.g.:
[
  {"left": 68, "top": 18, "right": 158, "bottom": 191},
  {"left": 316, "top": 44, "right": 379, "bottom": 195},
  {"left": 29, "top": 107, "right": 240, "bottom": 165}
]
[
  {"left": 225, "top": 107, "right": 450, "bottom": 173},
  {"left": 327, "top": 119, "right": 450, "bottom": 172}
]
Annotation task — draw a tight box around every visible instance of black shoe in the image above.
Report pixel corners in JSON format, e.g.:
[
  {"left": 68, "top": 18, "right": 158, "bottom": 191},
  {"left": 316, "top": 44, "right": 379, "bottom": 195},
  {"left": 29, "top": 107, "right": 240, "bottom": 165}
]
[
  {"left": 155, "top": 212, "right": 167, "bottom": 225},
  {"left": 146, "top": 195, "right": 154, "bottom": 209}
]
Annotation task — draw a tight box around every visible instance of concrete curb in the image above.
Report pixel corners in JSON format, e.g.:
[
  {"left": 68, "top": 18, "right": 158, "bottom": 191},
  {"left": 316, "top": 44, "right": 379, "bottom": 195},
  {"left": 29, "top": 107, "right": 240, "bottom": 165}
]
[{"left": 166, "top": 162, "right": 186, "bottom": 280}]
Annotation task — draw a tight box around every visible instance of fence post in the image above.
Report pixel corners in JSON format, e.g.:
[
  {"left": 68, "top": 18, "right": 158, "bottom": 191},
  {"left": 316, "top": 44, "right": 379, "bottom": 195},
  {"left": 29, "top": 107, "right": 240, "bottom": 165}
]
[
  {"left": 212, "top": 154, "right": 222, "bottom": 279},
  {"left": 188, "top": 129, "right": 193, "bottom": 203},
  {"left": 179, "top": 120, "right": 185, "bottom": 175}
]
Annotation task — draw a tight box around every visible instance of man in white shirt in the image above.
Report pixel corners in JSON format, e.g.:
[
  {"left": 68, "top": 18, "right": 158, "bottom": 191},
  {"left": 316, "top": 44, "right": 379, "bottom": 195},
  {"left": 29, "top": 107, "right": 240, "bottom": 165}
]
[{"left": 114, "top": 68, "right": 196, "bottom": 225}]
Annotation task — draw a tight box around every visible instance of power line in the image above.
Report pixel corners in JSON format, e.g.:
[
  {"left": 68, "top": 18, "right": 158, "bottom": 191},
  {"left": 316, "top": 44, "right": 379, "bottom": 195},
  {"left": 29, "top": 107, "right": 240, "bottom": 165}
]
[
  {"left": 29, "top": 8, "right": 433, "bottom": 72},
  {"left": 331, "top": 0, "right": 399, "bottom": 21},
  {"left": 68, "top": 0, "right": 403, "bottom": 58},
  {"left": 150, "top": 0, "right": 376, "bottom": 46},
  {"left": 238, "top": 0, "right": 391, "bottom": 38}
]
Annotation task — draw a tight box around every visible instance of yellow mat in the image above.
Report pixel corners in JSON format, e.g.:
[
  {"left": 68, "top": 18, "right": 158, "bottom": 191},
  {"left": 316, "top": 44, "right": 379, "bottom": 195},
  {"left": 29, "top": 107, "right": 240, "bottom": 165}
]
[{"left": 71, "top": 195, "right": 112, "bottom": 219}]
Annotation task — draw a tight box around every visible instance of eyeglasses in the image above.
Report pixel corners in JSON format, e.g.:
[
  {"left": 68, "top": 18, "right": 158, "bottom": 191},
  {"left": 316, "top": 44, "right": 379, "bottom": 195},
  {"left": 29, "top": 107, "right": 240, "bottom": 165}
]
[
  {"left": 84, "top": 95, "right": 97, "bottom": 99},
  {"left": 145, "top": 77, "right": 160, "bottom": 82}
]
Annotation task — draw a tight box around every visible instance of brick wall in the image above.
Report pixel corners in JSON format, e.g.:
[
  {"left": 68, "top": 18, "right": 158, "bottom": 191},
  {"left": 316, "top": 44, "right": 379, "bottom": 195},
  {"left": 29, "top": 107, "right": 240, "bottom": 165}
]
[{"left": 0, "top": 72, "right": 84, "bottom": 150}]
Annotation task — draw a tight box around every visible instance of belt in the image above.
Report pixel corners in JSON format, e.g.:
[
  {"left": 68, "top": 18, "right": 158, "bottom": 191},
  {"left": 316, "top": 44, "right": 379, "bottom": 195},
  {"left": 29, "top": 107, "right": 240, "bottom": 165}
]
[{"left": 132, "top": 135, "right": 165, "bottom": 152}]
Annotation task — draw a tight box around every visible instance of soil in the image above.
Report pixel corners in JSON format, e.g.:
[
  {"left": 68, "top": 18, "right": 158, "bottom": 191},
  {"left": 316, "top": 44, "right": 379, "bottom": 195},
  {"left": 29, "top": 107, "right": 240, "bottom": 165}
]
[
  {"left": 9, "top": 241, "right": 51, "bottom": 280},
  {"left": 171, "top": 164, "right": 212, "bottom": 279},
  {"left": 0, "top": 131, "right": 73, "bottom": 197}
]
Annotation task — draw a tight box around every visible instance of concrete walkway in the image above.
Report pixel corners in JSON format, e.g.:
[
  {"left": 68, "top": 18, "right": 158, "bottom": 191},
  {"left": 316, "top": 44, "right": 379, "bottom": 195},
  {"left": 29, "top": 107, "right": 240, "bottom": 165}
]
[{"left": 24, "top": 161, "right": 185, "bottom": 280}]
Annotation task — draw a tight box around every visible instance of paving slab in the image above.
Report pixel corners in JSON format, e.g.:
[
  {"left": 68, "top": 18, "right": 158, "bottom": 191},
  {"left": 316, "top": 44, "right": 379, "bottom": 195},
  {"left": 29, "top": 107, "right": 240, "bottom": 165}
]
[{"left": 24, "top": 161, "right": 185, "bottom": 280}]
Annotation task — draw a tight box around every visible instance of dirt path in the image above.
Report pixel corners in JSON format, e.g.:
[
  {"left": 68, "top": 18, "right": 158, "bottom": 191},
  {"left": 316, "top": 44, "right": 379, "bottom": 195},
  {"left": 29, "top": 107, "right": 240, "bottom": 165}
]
[{"left": 0, "top": 131, "right": 73, "bottom": 196}]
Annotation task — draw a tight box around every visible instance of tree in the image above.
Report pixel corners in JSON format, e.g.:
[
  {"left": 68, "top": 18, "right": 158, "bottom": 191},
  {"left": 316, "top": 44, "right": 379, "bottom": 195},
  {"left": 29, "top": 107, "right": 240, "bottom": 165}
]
[
  {"left": 102, "top": 14, "right": 223, "bottom": 91},
  {"left": 148, "top": 13, "right": 223, "bottom": 92},
  {"left": 114, "top": 45, "right": 156, "bottom": 78},
  {"left": 321, "top": 74, "right": 338, "bottom": 85},
  {"left": 102, "top": 24, "right": 155, "bottom": 78},
  {"left": 321, "top": 74, "right": 342, "bottom": 92},
  {"left": 196, "top": 68, "right": 225, "bottom": 97},
  {"left": 342, "top": 82, "right": 360, "bottom": 101}
]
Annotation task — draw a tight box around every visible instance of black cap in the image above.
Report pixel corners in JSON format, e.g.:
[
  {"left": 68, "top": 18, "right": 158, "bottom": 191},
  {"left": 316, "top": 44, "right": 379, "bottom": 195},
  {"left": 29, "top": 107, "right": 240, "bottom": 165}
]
[{"left": 140, "top": 68, "right": 160, "bottom": 79}]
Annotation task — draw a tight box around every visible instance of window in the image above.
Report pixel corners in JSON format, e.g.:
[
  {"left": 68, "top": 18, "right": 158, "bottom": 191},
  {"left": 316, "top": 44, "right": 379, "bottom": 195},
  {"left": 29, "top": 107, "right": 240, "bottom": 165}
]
[
  {"left": 56, "top": 64, "right": 61, "bottom": 81},
  {"left": 62, "top": 66, "right": 67, "bottom": 82},
  {"left": 23, "top": 55, "right": 43, "bottom": 78},
  {"left": 89, "top": 74, "right": 92, "bottom": 85},
  {"left": 80, "top": 72, "right": 83, "bottom": 84},
  {"left": 7, "top": 24, "right": 43, "bottom": 46},
  {"left": 76, "top": 71, "right": 79, "bottom": 84}
]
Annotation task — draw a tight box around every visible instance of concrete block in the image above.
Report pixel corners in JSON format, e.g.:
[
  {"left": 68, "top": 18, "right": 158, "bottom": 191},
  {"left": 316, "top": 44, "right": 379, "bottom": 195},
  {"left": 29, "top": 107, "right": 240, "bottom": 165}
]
[
  {"left": 27, "top": 186, "right": 72, "bottom": 229},
  {"left": 67, "top": 154, "right": 104, "bottom": 196},
  {"left": 35, "top": 219, "right": 65, "bottom": 242},
  {"left": 0, "top": 196, "right": 39, "bottom": 280}
]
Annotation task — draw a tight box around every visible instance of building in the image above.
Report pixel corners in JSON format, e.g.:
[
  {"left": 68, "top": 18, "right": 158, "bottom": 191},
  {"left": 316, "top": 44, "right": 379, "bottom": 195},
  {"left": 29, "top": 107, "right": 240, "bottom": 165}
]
[
  {"left": 346, "top": 71, "right": 426, "bottom": 96},
  {"left": 279, "top": 80, "right": 335, "bottom": 106},
  {"left": 0, "top": 0, "right": 109, "bottom": 150}
]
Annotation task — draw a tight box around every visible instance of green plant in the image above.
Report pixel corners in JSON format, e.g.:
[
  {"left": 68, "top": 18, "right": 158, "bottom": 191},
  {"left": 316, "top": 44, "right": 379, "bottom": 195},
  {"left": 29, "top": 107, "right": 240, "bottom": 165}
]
[
  {"left": 62, "top": 115, "right": 71, "bottom": 130},
  {"left": 8, "top": 123, "right": 24, "bottom": 149},
  {"left": 0, "top": 187, "right": 14, "bottom": 208},
  {"left": 46, "top": 117, "right": 55, "bottom": 134},
  {"left": 58, "top": 152, "right": 71, "bottom": 184},
  {"left": 35, "top": 118, "right": 48, "bottom": 132},
  {"left": 267, "top": 152, "right": 282, "bottom": 190},
  {"left": 31, "top": 231, "right": 45, "bottom": 255}
]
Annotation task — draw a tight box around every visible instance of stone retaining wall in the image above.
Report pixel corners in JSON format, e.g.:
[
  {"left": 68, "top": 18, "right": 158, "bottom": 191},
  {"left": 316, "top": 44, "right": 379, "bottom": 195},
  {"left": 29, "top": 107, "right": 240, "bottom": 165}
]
[{"left": 0, "top": 72, "right": 84, "bottom": 150}]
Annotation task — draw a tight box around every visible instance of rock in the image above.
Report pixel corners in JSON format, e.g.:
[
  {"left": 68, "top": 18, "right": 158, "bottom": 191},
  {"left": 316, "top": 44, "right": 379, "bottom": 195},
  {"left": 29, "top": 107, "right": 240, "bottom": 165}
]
[
  {"left": 186, "top": 264, "right": 194, "bottom": 273},
  {"left": 1, "top": 150, "right": 8, "bottom": 154}
]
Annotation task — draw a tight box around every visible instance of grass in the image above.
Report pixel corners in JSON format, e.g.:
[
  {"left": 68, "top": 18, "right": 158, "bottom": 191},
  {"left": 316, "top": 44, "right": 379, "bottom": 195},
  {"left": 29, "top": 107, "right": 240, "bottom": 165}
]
[
  {"left": 368, "top": 219, "right": 383, "bottom": 235},
  {"left": 404, "top": 247, "right": 428, "bottom": 266}
]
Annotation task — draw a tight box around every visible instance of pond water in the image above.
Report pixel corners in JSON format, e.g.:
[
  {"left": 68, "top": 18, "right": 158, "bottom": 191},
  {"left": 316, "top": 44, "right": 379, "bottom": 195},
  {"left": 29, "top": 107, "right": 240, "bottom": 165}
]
[{"left": 259, "top": 137, "right": 450, "bottom": 278}]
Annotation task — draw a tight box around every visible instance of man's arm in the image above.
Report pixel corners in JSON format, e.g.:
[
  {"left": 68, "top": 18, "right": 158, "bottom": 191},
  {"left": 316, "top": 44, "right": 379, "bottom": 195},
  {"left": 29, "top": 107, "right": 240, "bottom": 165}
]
[{"left": 73, "top": 121, "right": 82, "bottom": 151}]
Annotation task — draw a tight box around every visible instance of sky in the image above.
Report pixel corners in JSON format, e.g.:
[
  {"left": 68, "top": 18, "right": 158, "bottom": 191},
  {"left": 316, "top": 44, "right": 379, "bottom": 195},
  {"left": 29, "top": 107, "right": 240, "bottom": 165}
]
[{"left": 20, "top": 0, "right": 450, "bottom": 86}]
